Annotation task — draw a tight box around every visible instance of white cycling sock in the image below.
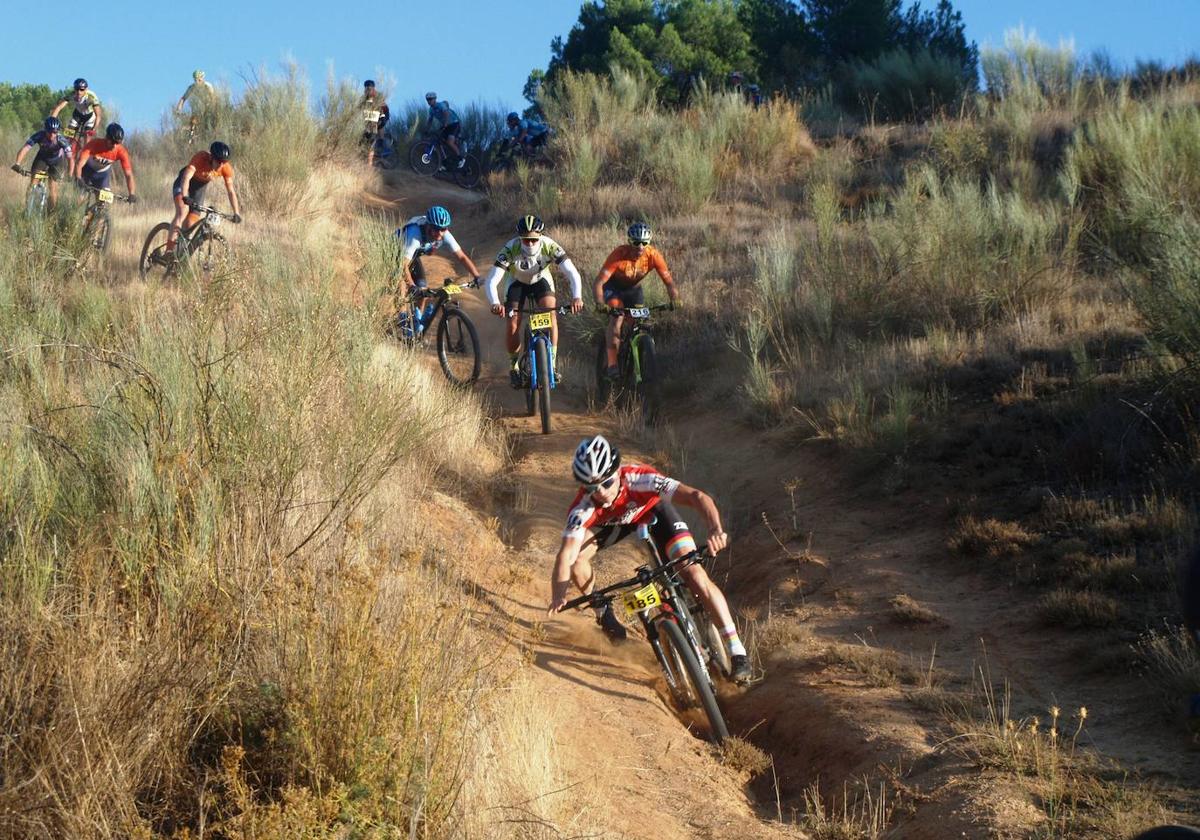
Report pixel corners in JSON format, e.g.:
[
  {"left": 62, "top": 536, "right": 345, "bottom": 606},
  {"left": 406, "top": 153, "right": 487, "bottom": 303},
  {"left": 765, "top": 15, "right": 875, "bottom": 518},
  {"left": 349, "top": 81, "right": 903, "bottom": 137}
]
[{"left": 721, "top": 626, "right": 747, "bottom": 657}]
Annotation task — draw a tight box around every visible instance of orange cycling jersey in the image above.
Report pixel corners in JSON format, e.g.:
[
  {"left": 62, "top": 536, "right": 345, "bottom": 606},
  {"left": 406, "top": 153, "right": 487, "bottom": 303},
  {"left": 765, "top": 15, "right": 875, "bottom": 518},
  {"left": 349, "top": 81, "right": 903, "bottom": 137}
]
[
  {"left": 597, "top": 244, "right": 672, "bottom": 288},
  {"left": 187, "top": 151, "right": 233, "bottom": 184},
  {"left": 82, "top": 139, "right": 132, "bottom": 173}
]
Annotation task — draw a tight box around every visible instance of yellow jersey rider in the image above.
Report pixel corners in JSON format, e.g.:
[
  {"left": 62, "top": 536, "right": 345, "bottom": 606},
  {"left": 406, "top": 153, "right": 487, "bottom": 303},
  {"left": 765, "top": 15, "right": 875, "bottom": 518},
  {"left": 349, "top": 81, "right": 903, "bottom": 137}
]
[
  {"left": 50, "top": 78, "right": 102, "bottom": 144},
  {"left": 483, "top": 215, "right": 584, "bottom": 386}
]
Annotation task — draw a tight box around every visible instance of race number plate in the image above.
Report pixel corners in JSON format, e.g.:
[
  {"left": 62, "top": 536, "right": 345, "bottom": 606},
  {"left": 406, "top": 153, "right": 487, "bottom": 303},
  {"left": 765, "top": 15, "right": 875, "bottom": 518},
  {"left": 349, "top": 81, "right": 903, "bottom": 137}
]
[
  {"left": 363, "top": 109, "right": 381, "bottom": 123},
  {"left": 63, "top": 126, "right": 77, "bottom": 139},
  {"left": 529, "top": 311, "right": 553, "bottom": 331},
  {"left": 622, "top": 583, "right": 662, "bottom": 616},
  {"left": 208, "top": 213, "right": 222, "bottom": 228},
  {"left": 442, "top": 283, "right": 463, "bottom": 296},
  {"left": 628, "top": 306, "right": 650, "bottom": 318},
  {"left": 97, "top": 189, "right": 114, "bottom": 203}
]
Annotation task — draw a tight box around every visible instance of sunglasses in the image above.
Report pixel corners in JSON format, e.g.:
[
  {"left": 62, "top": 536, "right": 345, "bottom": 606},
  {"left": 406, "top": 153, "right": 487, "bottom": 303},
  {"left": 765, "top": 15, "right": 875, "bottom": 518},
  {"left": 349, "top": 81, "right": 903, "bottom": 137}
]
[
  {"left": 520, "top": 236, "right": 540, "bottom": 244},
  {"left": 583, "top": 475, "right": 618, "bottom": 493}
]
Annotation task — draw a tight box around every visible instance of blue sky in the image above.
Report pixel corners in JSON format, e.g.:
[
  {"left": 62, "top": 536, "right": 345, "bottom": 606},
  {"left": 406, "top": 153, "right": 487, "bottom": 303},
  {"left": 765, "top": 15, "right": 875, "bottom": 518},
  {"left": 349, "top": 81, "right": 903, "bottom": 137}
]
[{"left": 3, "top": 0, "right": 1197, "bottom": 130}]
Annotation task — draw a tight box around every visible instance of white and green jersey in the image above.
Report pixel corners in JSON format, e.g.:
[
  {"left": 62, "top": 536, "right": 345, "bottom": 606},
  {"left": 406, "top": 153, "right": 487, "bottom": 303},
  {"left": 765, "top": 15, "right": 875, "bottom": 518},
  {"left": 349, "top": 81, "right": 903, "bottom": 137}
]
[{"left": 484, "top": 235, "right": 583, "bottom": 305}]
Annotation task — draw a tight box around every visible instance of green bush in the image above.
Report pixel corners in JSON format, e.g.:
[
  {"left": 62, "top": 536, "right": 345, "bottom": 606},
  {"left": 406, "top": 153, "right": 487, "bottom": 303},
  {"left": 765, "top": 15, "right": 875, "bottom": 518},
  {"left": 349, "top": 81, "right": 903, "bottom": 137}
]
[{"left": 844, "top": 48, "right": 972, "bottom": 122}]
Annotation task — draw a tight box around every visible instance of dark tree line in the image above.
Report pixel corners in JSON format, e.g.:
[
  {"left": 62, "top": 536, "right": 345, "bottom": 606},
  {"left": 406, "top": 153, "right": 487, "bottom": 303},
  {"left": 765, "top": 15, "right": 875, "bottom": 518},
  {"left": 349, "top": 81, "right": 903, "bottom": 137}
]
[{"left": 533, "top": 0, "right": 979, "bottom": 118}]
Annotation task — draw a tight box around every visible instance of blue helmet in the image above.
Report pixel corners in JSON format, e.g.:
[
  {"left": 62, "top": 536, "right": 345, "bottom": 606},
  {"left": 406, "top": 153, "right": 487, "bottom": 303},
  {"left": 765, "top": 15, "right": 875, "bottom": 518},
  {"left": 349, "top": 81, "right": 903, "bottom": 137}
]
[
  {"left": 426, "top": 205, "right": 451, "bottom": 229},
  {"left": 44, "top": 116, "right": 62, "bottom": 132},
  {"left": 507, "top": 112, "right": 520, "bottom": 123}
]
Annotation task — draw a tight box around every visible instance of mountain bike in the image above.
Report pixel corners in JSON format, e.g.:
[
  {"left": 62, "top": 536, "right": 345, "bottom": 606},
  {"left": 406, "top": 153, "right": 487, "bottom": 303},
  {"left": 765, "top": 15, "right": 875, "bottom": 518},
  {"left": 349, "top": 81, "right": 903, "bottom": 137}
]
[
  {"left": 487, "top": 137, "right": 549, "bottom": 174},
  {"left": 74, "top": 182, "right": 132, "bottom": 272},
  {"left": 371, "top": 132, "right": 399, "bottom": 170},
  {"left": 595, "top": 304, "right": 672, "bottom": 423},
  {"left": 407, "top": 134, "right": 481, "bottom": 189},
  {"left": 563, "top": 547, "right": 730, "bottom": 742},
  {"left": 139, "top": 200, "right": 236, "bottom": 281},
  {"left": 14, "top": 168, "right": 51, "bottom": 217},
  {"left": 510, "top": 304, "right": 571, "bottom": 435},
  {"left": 388, "top": 277, "right": 483, "bottom": 386}
]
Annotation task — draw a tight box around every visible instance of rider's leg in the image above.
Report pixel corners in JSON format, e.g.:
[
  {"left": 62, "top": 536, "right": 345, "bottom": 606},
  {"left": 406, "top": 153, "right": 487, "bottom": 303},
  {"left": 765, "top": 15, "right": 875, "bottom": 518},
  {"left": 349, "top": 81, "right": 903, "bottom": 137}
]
[
  {"left": 605, "top": 310, "right": 623, "bottom": 370},
  {"left": 540, "top": 293, "right": 559, "bottom": 371}
]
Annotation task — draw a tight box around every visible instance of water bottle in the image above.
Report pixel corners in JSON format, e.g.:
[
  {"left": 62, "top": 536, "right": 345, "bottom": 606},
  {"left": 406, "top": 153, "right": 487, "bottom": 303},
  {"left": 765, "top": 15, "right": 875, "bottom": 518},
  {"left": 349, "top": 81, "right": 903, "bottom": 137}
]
[
  {"left": 412, "top": 304, "right": 425, "bottom": 335},
  {"left": 422, "top": 301, "right": 436, "bottom": 323}
]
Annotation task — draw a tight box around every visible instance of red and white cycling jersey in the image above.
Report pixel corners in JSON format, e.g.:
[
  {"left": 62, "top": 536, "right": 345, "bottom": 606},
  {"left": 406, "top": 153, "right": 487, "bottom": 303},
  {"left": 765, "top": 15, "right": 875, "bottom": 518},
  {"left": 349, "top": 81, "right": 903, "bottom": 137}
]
[{"left": 562, "top": 465, "right": 679, "bottom": 540}]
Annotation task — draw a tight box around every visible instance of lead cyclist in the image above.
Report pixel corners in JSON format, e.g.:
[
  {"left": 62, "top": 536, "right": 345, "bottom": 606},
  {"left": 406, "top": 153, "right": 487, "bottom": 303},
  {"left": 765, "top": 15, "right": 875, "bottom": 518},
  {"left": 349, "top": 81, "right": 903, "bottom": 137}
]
[{"left": 547, "top": 435, "right": 753, "bottom": 684}]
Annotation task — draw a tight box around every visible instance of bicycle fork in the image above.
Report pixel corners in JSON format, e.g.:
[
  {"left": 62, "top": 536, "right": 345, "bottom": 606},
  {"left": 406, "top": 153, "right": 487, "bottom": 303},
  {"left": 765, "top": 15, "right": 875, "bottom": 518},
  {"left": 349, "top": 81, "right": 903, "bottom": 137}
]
[{"left": 527, "top": 334, "right": 556, "bottom": 390}]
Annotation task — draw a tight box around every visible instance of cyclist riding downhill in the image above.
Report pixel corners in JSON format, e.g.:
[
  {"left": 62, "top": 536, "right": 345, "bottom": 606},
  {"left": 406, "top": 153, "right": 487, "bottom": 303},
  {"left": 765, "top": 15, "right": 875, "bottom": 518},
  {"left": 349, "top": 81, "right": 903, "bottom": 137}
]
[
  {"left": 594, "top": 221, "right": 680, "bottom": 380},
  {"left": 424, "top": 91, "right": 463, "bottom": 169},
  {"left": 166, "top": 141, "right": 243, "bottom": 252},
  {"left": 12, "top": 117, "right": 73, "bottom": 209},
  {"left": 50, "top": 78, "right": 102, "bottom": 153},
  {"left": 74, "top": 123, "right": 137, "bottom": 202},
  {"left": 361, "top": 80, "right": 390, "bottom": 166},
  {"left": 548, "top": 435, "right": 753, "bottom": 684},
  {"left": 504, "top": 111, "right": 550, "bottom": 155},
  {"left": 483, "top": 215, "right": 584, "bottom": 385},
  {"left": 391, "top": 204, "right": 480, "bottom": 317},
  {"left": 175, "top": 70, "right": 217, "bottom": 137}
]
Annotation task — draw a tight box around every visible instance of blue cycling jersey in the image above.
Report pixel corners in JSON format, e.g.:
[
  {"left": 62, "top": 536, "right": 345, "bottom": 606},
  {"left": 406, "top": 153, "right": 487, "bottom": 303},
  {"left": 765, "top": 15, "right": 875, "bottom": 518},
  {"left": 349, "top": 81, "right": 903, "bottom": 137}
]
[
  {"left": 24, "top": 131, "right": 71, "bottom": 161},
  {"left": 428, "top": 101, "right": 458, "bottom": 127},
  {"left": 507, "top": 118, "right": 548, "bottom": 139}
]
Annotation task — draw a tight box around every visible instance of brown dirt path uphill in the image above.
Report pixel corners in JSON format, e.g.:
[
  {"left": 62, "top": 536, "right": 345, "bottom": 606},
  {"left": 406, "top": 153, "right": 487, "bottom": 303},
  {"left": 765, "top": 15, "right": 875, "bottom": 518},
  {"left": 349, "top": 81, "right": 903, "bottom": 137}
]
[{"left": 366, "top": 173, "right": 800, "bottom": 839}]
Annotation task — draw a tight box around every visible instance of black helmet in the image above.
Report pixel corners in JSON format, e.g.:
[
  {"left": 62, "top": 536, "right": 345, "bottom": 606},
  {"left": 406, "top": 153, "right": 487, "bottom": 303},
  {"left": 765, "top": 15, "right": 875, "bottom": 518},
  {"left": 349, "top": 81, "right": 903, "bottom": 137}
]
[
  {"left": 506, "top": 111, "right": 520, "bottom": 123},
  {"left": 105, "top": 123, "right": 124, "bottom": 143},
  {"left": 364, "top": 79, "right": 376, "bottom": 89},
  {"left": 44, "top": 116, "right": 62, "bottom": 133},
  {"left": 73, "top": 77, "right": 88, "bottom": 91},
  {"left": 209, "top": 141, "right": 232, "bottom": 161},
  {"left": 516, "top": 215, "right": 545, "bottom": 237}
]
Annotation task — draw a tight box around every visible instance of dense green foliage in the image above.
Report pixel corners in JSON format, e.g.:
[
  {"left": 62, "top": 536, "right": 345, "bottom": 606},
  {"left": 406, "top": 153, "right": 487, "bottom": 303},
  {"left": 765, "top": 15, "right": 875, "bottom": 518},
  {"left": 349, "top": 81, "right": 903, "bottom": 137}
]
[
  {"left": 0, "top": 82, "right": 70, "bottom": 132},
  {"left": 537, "top": 0, "right": 978, "bottom": 117}
]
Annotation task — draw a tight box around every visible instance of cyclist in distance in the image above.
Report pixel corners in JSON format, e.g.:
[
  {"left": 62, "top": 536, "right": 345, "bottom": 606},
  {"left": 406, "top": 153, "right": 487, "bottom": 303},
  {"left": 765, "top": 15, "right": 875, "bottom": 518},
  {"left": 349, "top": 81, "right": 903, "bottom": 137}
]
[
  {"left": 504, "top": 111, "right": 549, "bottom": 154},
  {"left": 176, "top": 69, "right": 216, "bottom": 129},
  {"left": 12, "top": 117, "right": 72, "bottom": 208},
  {"left": 74, "top": 123, "right": 137, "bottom": 201},
  {"left": 424, "top": 91, "right": 463, "bottom": 168},
  {"left": 50, "top": 78, "right": 103, "bottom": 143},
  {"left": 361, "top": 79, "right": 390, "bottom": 166},
  {"left": 393, "top": 204, "right": 480, "bottom": 293},
  {"left": 594, "top": 221, "right": 680, "bottom": 379},
  {"left": 165, "top": 141, "right": 242, "bottom": 251},
  {"left": 483, "top": 215, "right": 584, "bottom": 385},
  {"left": 548, "top": 435, "right": 752, "bottom": 683}
]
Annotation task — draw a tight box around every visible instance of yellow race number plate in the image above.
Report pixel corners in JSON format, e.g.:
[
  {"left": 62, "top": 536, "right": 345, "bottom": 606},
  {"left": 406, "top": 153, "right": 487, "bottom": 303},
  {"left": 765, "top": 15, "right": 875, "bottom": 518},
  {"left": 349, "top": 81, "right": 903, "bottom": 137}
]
[
  {"left": 443, "top": 283, "right": 463, "bottom": 296},
  {"left": 63, "top": 126, "right": 77, "bottom": 139},
  {"left": 529, "top": 311, "right": 553, "bottom": 331},
  {"left": 97, "top": 189, "right": 114, "bottom": 203},
  {"left": 622, "top": 583, "right": 662, "bottom": 616}
]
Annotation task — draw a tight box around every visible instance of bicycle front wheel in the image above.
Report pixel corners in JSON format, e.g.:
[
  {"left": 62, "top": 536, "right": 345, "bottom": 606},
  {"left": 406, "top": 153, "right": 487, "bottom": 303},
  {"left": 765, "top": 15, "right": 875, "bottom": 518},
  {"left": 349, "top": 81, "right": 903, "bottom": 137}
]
[
  {"left": 75, "top": 210, "right": 110, "bottom": 273},
  {"left": 655, "top": 616, "right": 728, "bottom": 742},
  {"left": 595, "top": 334, "right": 613, "bottom": 407},
  {"left": 139, "top": 222, "right": 177, "bottom": 280},
  {"left": 453, "top": 154, "right": 482, "bottom": 189},
  {"left": 25, "top": 182, "right": 47, "bottom": 217},
  {"left": 633, "top": 333, "right": 661, "bottom": 424},
  {"left": 408, "top": 140, "right": 439, "bottom": 176},
  {"left": 436, "top": 309, "right": 481, "bottom": 385},
  {"left": 185, "top": 232, "right": 231, "bottom": 280},
  {"left": 535, "top": 339, "right": 552, "bottom": 434}
]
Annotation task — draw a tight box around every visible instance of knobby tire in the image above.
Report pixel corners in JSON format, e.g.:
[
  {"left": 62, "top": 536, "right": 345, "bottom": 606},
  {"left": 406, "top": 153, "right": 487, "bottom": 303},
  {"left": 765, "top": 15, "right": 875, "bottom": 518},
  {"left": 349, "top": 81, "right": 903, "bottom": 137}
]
[
  {"left": 655, "top": 616, "right": 728, "bottom": 742},
  {"left": 453, "top": 154, "right": 482, "bottom": 189},
  {"left": 436, "top": 308, "right": 481, "bottom": 385},
  {"left": 408, "top": 140, "right": 439, "bottom": 176},
  {"left": 139, "top": 222, "right": 176, "bottom": 280},
  {"left": 535, "top": 339, "right": 552, "bottom": 434},
  {"left": 594, "top": 335, "right": 613, "bottom": 406},
  {"left": 634, "top": 333, "right": 661, "bottom": 424}
]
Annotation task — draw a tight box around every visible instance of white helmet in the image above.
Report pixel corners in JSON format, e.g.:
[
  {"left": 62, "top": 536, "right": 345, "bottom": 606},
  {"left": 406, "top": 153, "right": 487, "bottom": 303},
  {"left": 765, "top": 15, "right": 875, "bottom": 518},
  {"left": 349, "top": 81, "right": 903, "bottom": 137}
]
[{"left": 572, "top": 435, "right": 620, "bottom": 485}]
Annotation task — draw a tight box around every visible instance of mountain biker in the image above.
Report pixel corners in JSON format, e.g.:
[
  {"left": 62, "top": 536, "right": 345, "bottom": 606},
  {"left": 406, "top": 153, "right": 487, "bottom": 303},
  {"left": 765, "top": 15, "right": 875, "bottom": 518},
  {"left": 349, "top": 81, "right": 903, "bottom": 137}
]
[
  {"left": 424, "top": 92, "right": 463, "bottom": 168},
  {"left": 50, "top": 79, "right": 103, "bottom": 145},
  {"left": 165, "top": 141, "right": 243, "bottom": 251},
  {"left": 361, "top": 80, "right": 391, "bottom": 165},
  {"left": 594, "top": 222, "right": 680, "bottom": 379},
  {"left": 548, "top": 435, "right": 752, "bottom": 683},
  {"left": 74, "top": 123, "right": 137, "bottom": 201},
  {"left": 12, "top": 117, "right": 73, "bottom": 208},
  {"left": 176, "top": 69, "right": 215, "bottom": 116},
  {"left": 394, "top": 204, "right": 480, "bottom": 293},
  {"left": 483, "top": 215, "right": 584, "bottom": 386},
  {"left": 504, "top": 112, "right": 549, "bottom": 154}
]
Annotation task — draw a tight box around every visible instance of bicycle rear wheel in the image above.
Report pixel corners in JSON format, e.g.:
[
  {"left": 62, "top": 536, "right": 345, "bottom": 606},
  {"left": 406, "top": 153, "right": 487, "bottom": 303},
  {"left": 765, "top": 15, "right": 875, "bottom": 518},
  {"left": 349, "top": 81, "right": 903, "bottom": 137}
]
[
  {"left": 139, "top": 222, "right": 178, "bottom": 280},
  {"left": 408, "top": 140, "right": 439, "bottom": 176},
  {"left": 535, "top": 339, "right": 552, "bottom": 434},
  {"left": 436, "top": 309, "right": 481, "bottom": 385},
  {"left": 655, "top": 616, "right": 728, "bottom": 742},
  {"left": 453, "top": 154, "right": 482, "bottom": 189}
]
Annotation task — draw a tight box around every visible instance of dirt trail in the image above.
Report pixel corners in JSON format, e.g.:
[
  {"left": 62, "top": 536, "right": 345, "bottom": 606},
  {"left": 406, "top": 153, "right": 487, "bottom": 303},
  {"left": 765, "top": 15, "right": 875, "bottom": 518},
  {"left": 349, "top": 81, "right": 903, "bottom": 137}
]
[{"left": 372, "top": 172, "right": 1199, "bottom": 837}]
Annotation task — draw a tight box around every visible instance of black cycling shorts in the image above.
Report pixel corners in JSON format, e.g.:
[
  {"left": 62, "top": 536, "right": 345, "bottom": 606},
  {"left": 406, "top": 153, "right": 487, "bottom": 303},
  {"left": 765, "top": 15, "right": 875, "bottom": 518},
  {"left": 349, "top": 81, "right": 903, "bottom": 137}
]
[
  {"left": 172, "top": 170, "right": 209, "bottom": 204},
  {"left": 68, "top": 111, "right": 98, "bottom": 133},
  {"left": 585, "top": 500, "right": 696, "bottom": 563},
  {"left": 440, "top": 121, "right": 461, "bottom": 141},
  {"left": 602, "top": 280, "right": 645, "bottom": 308},
  {"left": 505, "top": 278, "right": 554, "bottom": 310},
  {"left": 31, "top": 154, "right": 67, "bottom": 181},
  {"left": 81, "top": 164, "right": 112, "bottom": 190}
]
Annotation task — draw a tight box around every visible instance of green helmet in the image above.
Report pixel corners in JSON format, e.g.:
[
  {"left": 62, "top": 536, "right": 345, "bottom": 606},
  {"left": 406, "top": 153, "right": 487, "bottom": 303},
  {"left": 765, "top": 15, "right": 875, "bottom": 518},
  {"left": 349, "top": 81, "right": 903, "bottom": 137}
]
[{"left": 193, "top": 69, "right": 205, "bottom": 82}]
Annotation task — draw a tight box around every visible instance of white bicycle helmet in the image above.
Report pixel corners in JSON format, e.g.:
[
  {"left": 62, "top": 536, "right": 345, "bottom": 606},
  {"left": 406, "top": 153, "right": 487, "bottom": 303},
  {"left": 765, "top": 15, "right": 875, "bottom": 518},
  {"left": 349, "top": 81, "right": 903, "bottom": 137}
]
[{"left": 572, "top": 435, "right": 620, "bottom": 485}]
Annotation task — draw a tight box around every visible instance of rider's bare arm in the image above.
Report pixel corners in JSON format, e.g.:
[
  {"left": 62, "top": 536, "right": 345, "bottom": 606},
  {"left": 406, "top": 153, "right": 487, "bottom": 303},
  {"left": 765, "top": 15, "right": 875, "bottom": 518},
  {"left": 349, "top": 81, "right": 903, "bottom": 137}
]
[
  {"left": 222, "top": 173, "right": 241, "bottom": 216},
  {"left": 454, "top": 248, "right": 480, "bottom": 280},
  {"left": 593, "top": 267, "right": 614, "bottom": 305},
  {"left": 671, "top": 483, "right": 728, "bottom": 554},
  {"left": 548, "top": 535, "right": 584, "bottom": 613},
  {"left": 50, "top": 100, "right": 66, "bottom": 118},
  {"left": 74, "top": 148, "right": 91, "bottom": 177}
]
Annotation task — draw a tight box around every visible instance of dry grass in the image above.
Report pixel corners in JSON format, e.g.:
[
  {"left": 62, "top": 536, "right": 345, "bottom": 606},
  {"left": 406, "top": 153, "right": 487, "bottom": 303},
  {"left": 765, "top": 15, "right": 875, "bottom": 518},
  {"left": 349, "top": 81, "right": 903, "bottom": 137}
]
[
  {"left": 1134, "top": 625, "right": 1200, "bottom": 700},
  {"left": 1037, "top": 589, "right": 1121, "bottom": 628},
  {"left": 822, "top": 641, "right": 922, "bottom": 688},
  {"left": 716, "top": 736, "right": 773, "bottom": 777},
  {"left": 798, "top": 778, "right": 894, "bottom": 840},
  {"left": 949, "top": 515, "right": 1040, "bottom": 559},
  {"left": 889, "top": 594, "right": 945, "bottom": 626}
]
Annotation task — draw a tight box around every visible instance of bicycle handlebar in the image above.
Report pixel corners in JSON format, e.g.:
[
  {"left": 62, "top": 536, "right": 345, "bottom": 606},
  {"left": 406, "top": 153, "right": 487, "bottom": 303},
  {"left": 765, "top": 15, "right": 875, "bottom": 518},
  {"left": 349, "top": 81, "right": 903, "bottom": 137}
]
[
  {"left": 184, "top": 199, "right": 236, "bottom": 220},
  {"left": 605, "top": 303, "right": 673, "bottom": 316},
  {"left": 411, "top": 276, "right": 481, "bottom": 299},
  {"left": 506, "top": 304, "right": 575, "bottom": 318},
  {"left": 79, "top": 183, "right": 132, "bottom": 202},
  {"left": 561, "top": 548, "right": 713, "bottom": 612}
]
